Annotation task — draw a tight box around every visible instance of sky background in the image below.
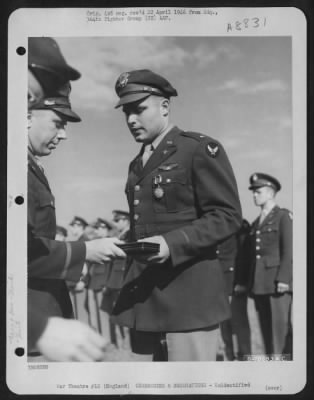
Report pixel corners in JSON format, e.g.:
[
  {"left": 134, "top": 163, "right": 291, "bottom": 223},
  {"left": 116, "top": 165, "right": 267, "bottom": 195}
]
[{"left": 42, "top": 36, "right": 292, "bottom": 230}]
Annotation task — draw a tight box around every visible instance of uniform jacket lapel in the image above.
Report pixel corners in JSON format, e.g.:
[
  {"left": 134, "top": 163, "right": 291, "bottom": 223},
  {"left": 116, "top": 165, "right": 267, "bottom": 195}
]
[
  {"left": 28, "top": 153, "right": 51, "bottom": 191},
  {"left": 256, "top": 205, "right": 279, "bottom": 229}
]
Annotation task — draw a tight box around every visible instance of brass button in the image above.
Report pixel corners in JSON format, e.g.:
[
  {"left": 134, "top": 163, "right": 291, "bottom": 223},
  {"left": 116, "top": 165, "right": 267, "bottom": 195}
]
[
  {"left": 256, "top": 246, "right": 260, "bottom": 250},
  {"left": 134, "top": 199, "right": 140, "bottom": 206},
  {"left": 256, "top": 230, "right": 260, "bottom": 235},
  {"left": 256, "top": 238, "right": 261, "bottom": 242},
  {"left": 134, "top": 214, "right": 139, "bottom": 221},
  {"left": 166, "top": 178, "right": 171, "bottom": 183},
  {"left": 134, "top": 185, "right": 140, "bottom": 191},
  {"left": 229, "top": 267, "right": 234, "bottom": 271},
  {"left": 256, "top": 255, "right": 261, "bottom": 259}
]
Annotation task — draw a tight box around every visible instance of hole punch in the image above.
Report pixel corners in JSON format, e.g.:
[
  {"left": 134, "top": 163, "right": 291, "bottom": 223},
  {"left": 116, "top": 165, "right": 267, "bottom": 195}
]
[
  {"left": 16, "top": 46, "right": 26, "bottom": 56},
  {"left": 15, "top": 196, "right": 24, "bottom": 205},
  {"left": 15, "top": 347, "right": 25, "bottom": 357}
]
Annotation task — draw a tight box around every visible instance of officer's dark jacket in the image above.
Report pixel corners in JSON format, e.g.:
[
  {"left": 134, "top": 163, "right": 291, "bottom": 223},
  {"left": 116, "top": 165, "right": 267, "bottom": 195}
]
[
  {"left": 112, "top": 126, "right": 242, "bottom": 331},
  {"left": 248, "top": 205, "right": 292, "bottom": 295},
  {"left": 28, "top": 152, "right": 85, "bottom": 350},
  {"left": 217, "top": 221, "right": 251, "bottom": 295}
]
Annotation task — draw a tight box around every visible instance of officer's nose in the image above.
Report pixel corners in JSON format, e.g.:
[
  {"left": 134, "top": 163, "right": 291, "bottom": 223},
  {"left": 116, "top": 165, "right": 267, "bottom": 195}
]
[
  {"left": 57, "top": 128, "right": 67, "bottom": 140},
  {"left": 127, "top": 113, "right": 137, "bottom": 125}
]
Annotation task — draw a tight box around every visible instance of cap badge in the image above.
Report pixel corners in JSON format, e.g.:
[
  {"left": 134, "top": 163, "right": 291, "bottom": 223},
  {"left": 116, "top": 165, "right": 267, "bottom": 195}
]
[
  {"left": 117, "top": 72, "right": 130, "bottom": 88},
  {"left": 206, "top": 142, "right": 219, "bottom": 158},
  {"left": 44, "top": 99, "right": 56, "bottom": 106},
  {"left": 253, "top": 174, "right": 258, "bottom": 181}
]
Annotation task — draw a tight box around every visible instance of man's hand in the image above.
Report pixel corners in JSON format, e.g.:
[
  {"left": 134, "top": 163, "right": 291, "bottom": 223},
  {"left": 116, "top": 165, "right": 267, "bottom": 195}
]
[
  {"left": 276, "top": 281, "right": 290, "bottom": 294},
  {"left": 85, "top": 237, "right": 126, "bottom": 264},
  {"left": 137, "top": 236, "right": 170, "bottom": 264},
  {"left": 36, "top": 317, "right": 108, "bottom": 361}
]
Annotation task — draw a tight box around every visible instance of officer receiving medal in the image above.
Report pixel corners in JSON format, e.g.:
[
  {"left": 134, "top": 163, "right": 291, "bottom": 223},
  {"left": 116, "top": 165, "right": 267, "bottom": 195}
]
[{"left": 111, "top": 69, "right": 242, "bottom": 361}]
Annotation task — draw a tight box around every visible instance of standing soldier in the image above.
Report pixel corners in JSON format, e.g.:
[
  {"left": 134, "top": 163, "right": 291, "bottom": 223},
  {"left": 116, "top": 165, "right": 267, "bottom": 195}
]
[
  {"left": 87, "top": 218, "right": 115, "bottom": 337},
  {"left": 55, "top": 225, "right": 68, "bottom": 241},
  {"left": 248, "top": 173, "right": 292, "bottom": 357},
  {"left": 67, "top": 216, "right": 90, "bottom": 324},
  {"left": 111, "top": 69, "right": 242, "bottom": 361},
  {"left": 101, "top": 211, "right": 131, "bottom": 347}
]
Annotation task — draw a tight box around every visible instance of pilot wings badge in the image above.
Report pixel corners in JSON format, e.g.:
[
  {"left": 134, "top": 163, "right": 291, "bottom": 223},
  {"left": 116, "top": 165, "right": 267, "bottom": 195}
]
[{"left": 206, "top": 142, "right": 219, "bottom": 158}]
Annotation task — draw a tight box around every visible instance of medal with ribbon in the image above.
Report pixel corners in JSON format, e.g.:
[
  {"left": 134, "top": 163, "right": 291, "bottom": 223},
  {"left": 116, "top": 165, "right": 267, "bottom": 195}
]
[{"left": 153, "top": 174, "right": 164, "bottom": 199}]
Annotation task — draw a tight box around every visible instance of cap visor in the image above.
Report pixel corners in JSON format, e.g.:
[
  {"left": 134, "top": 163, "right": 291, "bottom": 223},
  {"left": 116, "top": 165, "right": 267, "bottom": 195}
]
[
  {"left": 66, "top": 65, "right": 81, "bottom": 81},
  {"left": 115, "top": 93, "right": 151, "bottom": 108},
  {"left": 248, "top": 184, "right": 265, "bottom": 190},
  {"left": 54, "top": 108, "right": 81, "bottom": 122}
]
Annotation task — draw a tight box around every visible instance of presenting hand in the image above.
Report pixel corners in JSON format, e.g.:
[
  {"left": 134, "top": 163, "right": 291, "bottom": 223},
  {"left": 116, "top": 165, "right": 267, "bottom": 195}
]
[
  {"left": 85, "top": 237, "right": 126, "bottom": 264},
  {"left": 137, "top": 236, "right": 170, "bottom": 264},
  {"left": 276, "top": 282, "right": 290, "bottom": 294},
  {"left": 36, "top": 317, "right": 108, "bottom": 361}
]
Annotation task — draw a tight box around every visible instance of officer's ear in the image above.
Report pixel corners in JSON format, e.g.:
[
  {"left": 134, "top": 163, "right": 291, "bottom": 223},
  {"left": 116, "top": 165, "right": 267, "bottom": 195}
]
[{"left": 160, "top": 98, "right": 170, "bottom": 117}]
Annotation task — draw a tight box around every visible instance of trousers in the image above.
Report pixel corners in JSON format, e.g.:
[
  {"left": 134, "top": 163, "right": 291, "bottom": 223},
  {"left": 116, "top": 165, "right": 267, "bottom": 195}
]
[
  {"left": 254, "top": 293, "right": 292, "bottom": 356},
  {"left": 130, "top": 325, "right": 219, "bottom": 361}
]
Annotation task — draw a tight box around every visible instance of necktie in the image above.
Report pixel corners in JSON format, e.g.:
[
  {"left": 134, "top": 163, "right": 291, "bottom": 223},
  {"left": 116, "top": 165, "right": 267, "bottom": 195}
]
[
  {"left": 142, "top": 144, "right": 154, "bottom": 166},
  {"left": 259, "top": 210, "right": 267, "bottom": 225},
  {"left": 35, "top": 156, "right": 45, "bottom": 173}
]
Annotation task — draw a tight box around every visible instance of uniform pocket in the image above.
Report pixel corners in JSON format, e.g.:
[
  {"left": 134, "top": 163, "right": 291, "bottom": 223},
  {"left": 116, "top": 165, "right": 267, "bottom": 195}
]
[
  {"left": 264, "top": 256, "right": 280, "bottom": 268},
  {"left": 153, "top": 168, "right": 190, "bottom": 213},
  {"left": 39, "top": 191, "right": 55, "bottom": 209}
]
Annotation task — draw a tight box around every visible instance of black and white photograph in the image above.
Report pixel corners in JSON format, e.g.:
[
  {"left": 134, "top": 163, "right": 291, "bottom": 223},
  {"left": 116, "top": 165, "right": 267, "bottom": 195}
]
[{"left": 6, "top": 6, "right": 307, "bottom": 395}]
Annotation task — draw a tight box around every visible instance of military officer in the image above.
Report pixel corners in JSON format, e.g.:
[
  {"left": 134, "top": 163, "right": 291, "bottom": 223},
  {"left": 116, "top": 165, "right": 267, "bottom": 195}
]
[
  {"left": 111, "top": 69, "right": 242, "bottom": 361},
  {"left": 248, "top": 173, "right": 292, "bottom": 357},
  {"left": 27, "top": 37, "right": 126, "bottom": 360}
]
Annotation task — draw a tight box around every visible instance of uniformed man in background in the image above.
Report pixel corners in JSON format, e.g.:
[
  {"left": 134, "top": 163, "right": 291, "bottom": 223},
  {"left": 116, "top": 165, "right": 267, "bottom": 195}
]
[
  {"left": 55, "top": 225, "right": 68, "bottom": 241},
  {"left": 101, "top": 211, "right": 131, "bottom": 347},
  {"left": 111, "top": 69, "right": 242, "bottom": 361},
  {"left": 247, "top": 173, "right": 292, "bottom": 357},
  {"left": 69, "top": 215, "right": 89, "bottom": 241},
  {"left": 86, "top": 218, "right": 115, "bottom": 337},
  {"left": 27, "top": 37, "right": 126, "bottom": 361}
]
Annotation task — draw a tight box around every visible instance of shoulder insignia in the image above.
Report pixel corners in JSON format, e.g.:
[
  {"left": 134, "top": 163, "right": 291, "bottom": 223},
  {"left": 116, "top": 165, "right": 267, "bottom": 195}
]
[
  {"left": 281, "top": 208, "right": 293, "bottom": 220},
  {"left": 206, "top": 142, "right": 219, "bottom": 158}
]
